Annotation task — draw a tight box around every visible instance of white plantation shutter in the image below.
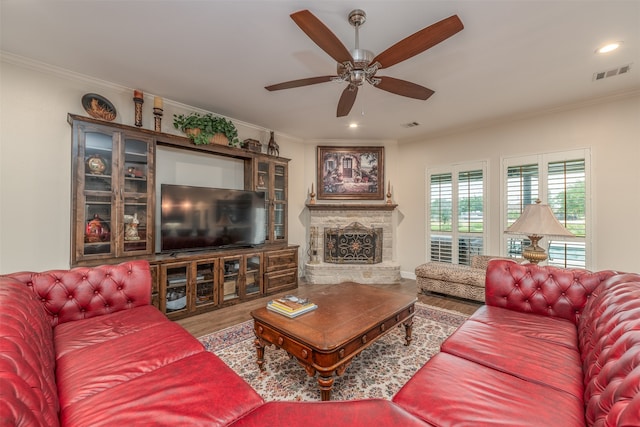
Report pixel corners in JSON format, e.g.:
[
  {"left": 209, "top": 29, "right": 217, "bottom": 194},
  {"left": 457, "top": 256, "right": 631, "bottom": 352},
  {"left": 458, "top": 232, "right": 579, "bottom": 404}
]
[
  {"left": 429, "top": 173, "right": 453, "bottom": 263},
  {"left": 547, "top": 159, "right": 586, "bottom": 268},
  {"left": 503, "top": 151, "right": 589, "bottom": 268},
  {"left": 457, "top": 170, "right": 484, "bottom": 265},
  {"left": 505, "top": 164, "right": 538, "bottom": 258},
  {"left": 427, "top": 163, "right": 486, "bottom": 265}
]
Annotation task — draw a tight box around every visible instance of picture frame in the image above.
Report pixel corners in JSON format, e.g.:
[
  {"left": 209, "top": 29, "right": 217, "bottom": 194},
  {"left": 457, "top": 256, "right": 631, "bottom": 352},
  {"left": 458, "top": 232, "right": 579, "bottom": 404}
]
[{"left": 317, "top": 146, "right": 384, "bottom": 200}]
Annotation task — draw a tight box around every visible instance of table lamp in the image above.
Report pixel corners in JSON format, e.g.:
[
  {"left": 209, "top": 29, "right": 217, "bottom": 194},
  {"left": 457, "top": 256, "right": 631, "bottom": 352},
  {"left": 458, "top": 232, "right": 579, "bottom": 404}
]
[{"left": 505, "top": 200, "right": 574, "bottom": 264}]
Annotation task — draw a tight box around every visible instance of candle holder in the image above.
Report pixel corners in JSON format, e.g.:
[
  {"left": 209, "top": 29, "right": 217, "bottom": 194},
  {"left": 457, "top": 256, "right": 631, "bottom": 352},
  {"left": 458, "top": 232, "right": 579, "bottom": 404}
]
[
  {"left": 386, "top": 181, "right": 393, "bottom": 205},
  {"left": 309, "top": 183, "right": 316, "bottom": 205},
  {"left": 133, "top": 91, "right": 144, "bottom": 127},
  {"left": 153, "top": 107, "right": 163, "bottom": 132}
]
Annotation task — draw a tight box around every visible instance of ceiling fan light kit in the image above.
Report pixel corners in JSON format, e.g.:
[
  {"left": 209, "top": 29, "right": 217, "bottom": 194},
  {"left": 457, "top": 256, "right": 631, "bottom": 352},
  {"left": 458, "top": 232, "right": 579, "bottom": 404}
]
[{"left": 265, "top": 9, "right": 464, "bottom": 117}]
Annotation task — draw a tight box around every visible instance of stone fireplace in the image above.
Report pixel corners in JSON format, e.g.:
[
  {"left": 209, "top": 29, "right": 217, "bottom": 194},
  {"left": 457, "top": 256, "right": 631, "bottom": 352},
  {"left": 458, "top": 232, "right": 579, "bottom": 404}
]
[{"left": 305, "top": 204, "right": 401, "bottom": 284}]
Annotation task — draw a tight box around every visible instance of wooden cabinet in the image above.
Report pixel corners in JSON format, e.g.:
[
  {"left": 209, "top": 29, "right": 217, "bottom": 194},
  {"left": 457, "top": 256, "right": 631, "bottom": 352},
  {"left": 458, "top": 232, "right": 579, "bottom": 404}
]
[
  {"left": 69, "top": 114, "right": 297, "bottom": 320},
  {"left": 255, "top": 157, "right": 288, "bottom": 244},
  {"left": 219, "top": 252, "right": 262, "bottom": 303},
  {"left": 154, "top": 246, "right": 296, "bottom": 320},
  {"left": 159, "top": 259, "right": 218, "bottom": 318},
  {"left": 264, "top": 247, "right": 298, "bottom": 293},
  {"left": 70, "top": 116, "right": 155, "bottom": 265}
]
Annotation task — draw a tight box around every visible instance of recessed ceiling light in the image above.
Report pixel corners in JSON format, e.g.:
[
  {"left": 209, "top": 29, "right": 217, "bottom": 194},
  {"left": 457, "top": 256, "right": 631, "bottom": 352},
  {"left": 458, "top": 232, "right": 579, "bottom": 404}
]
[
  {"left": 349, "top": 123, "right": 358, "bottom": 128},
  {"left": 596, "top": 42, "right": 623, "bottom": 54}
]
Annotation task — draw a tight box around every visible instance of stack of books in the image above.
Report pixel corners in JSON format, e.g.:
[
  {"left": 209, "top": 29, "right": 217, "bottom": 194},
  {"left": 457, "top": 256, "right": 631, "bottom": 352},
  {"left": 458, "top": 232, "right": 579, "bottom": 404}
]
[{"left": 267, "top": 296, "right": 317, "bottom": 318}]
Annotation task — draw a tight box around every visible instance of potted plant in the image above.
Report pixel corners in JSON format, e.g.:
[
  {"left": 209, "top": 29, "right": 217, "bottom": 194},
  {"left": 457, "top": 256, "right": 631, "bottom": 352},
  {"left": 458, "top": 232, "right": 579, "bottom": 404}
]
[{"left": 173, "top": 112, "right": 240, "bottom": 147}]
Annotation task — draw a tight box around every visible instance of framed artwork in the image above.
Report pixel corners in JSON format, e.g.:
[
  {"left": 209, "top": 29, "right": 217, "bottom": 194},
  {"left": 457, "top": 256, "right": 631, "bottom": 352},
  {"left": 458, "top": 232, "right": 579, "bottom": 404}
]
[{"left": 317, "top": 146, "right": 384, "bottom": 200}]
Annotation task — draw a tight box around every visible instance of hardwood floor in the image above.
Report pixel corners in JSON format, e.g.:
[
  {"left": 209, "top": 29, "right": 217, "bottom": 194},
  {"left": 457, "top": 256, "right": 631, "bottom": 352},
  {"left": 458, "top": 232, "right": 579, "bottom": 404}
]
[{"left": 176, "top": 278, "right": 482, "bottom": 338}]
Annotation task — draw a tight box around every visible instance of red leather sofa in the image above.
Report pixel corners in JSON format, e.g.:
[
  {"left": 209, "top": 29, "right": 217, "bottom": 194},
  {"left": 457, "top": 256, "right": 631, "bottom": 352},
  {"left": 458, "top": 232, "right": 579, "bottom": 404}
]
[
  {"left": 0, "top": 261, "right": 264, "bottom": 426},
  {"left": 392, "top": 259, "right": 640, "bottom": 426},
  {"left": 2, "top": 259, "right": 639, "bottom": 426}
]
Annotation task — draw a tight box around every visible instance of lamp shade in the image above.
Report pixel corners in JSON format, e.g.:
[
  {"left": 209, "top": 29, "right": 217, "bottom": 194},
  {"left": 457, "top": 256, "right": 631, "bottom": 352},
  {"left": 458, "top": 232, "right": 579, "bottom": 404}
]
[{"left": 505, "top": 201, "right": 574, "bottom": 237}]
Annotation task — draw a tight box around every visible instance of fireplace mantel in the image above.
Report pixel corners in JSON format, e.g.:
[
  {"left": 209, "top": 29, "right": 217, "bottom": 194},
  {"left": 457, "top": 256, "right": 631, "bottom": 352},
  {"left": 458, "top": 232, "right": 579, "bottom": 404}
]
[{"left": 306, "top": 203, "right": 397, "bottom": 211}]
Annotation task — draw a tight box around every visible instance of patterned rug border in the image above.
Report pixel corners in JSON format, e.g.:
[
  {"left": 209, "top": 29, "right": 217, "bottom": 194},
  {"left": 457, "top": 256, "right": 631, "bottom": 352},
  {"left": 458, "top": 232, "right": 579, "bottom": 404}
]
[{"left": 198, "top": 302, "right": 467, "bottom": 351}]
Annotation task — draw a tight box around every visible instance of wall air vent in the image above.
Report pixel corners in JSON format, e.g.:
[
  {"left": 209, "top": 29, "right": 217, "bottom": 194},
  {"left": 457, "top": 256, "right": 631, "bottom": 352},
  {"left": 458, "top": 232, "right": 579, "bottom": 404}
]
[
  {"left": 402, "top": 121, "right": 420, "bottom": 128},
  {"left": 593, "top": 63, "right": 632, "bottom": 81}
]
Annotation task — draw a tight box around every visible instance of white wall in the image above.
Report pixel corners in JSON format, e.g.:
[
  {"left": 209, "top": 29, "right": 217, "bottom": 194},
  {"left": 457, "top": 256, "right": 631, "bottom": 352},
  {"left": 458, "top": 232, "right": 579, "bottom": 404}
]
[
  {"left": 2, "top": 56, "right": 638, "bottom": 275},
  {"left": 0, "top": 57, "right": 305, "bottom": 273},
  {"left": 396, "top": 93, "right": 640, "bottom": 275}
]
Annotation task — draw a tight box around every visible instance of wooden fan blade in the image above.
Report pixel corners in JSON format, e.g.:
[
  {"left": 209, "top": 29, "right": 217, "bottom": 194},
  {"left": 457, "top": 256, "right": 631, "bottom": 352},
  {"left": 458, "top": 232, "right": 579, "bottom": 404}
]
[
  {"left": 337, "top": 85, "right": 358, "bottom": 117},
  {"left": 371, "top": 15, "right": 463, "bottom": 69},
  {"left": 374, "top": 76, "right": 434, "bottom": 100},
  {"left": 265, "top": 76, "right": 336, "bottom": 91},
  {"left": 291, "top": 10, "right": 353, "bottom": 65}
]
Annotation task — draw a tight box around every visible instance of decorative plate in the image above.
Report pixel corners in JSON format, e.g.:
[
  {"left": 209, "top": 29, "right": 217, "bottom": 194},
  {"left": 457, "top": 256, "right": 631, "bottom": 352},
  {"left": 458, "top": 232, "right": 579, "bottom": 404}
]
[{"left": 82, "top": 93, "right": 117, "bottom": 121}]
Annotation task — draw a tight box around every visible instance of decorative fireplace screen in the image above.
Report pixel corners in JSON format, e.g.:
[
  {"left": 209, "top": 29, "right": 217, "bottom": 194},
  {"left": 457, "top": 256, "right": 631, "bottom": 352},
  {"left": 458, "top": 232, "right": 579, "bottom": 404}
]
[{"left": 324, "top": 222, "right": 382, "bottom": 264}]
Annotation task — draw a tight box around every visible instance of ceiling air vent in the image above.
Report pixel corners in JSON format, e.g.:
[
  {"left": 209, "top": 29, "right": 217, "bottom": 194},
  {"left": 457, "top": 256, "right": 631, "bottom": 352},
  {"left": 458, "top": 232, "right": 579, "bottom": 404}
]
[
  {"left": 402, "top": 121, "right": 420, "bottom": 128},
  {"left": 593, "top": 63, "right": 632, "bottom": 81}
]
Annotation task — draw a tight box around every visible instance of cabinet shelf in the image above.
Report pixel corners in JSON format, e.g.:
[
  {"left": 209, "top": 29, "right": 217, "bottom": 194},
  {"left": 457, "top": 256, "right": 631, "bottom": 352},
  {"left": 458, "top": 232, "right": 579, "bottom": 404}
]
[
  {"left": 86, "top": 146, "right": 112, "bottom": 153},
  {"left": 124, "top": 151, "right": 147, "bottom": 157}
]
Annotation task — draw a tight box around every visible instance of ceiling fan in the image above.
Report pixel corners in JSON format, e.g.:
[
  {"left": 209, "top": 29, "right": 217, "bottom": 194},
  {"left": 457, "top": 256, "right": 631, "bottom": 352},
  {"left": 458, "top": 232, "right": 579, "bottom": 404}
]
[{"left": 265, "top": 9, "right": 464, "bottom": 117}]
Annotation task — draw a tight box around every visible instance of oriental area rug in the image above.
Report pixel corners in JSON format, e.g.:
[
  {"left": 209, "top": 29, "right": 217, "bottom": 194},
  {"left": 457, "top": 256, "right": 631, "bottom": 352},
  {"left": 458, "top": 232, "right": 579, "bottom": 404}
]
[{"left": 198, "top": 303, "right": 468, "bottom": 401}]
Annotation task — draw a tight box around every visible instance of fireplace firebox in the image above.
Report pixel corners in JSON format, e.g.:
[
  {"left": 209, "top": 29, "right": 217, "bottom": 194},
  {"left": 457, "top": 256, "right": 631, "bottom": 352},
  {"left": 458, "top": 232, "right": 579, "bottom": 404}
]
[{"left": 324, "top": 222, "right": 382, "bottom": 264}]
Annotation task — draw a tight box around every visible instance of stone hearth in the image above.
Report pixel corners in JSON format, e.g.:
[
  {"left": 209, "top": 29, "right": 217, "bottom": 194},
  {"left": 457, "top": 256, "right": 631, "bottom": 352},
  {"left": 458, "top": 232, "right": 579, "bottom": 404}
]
[{"left": 305, "top": 204, "right": 400, "bottom": 284}]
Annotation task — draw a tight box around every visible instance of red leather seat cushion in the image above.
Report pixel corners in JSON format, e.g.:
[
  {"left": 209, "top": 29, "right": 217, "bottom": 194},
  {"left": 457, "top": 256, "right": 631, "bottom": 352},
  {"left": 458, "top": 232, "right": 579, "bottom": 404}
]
[
  {"left": 54, "top": 305, "right": 169, "bottom": 358},
  {"left": 60, "top": 352, "right": 264, "bottom": 426},
  {"left": 56, "top": 310, "right": 205, "bottom": 410},
  {"left": 393, "top": 352, "right": 585, "bottom": 427},
  {"left": 441, "top": 319, "right": 583, "bottom": 399},
  {"left": 230, "top": 399, "right": 429, "bottom": 427},
  {"left": 470, "top": 305, "right": 578, "bottom": 350}
]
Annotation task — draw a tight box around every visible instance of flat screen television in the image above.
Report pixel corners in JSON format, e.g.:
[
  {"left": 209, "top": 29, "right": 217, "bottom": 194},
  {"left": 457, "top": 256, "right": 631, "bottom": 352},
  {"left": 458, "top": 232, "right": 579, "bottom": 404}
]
[{"left": 160, "top": 184, "right": 266, "bottom": 253}]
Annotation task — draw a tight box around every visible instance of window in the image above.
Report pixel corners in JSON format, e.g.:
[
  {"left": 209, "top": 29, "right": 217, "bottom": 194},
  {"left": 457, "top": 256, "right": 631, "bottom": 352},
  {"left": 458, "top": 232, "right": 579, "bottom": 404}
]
[
  {"left": 503, "top": 150, "right": 589, "bottom": 268},
  {"left": 427, "top": 162, "right": 486, "bottom": 265}
]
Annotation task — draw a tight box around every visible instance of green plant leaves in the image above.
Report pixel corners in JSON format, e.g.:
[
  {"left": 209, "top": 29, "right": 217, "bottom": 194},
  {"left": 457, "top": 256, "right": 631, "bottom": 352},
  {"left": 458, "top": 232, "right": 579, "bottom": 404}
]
[{"left": 173, "top": 113, "right": 240, "bottom": 146}]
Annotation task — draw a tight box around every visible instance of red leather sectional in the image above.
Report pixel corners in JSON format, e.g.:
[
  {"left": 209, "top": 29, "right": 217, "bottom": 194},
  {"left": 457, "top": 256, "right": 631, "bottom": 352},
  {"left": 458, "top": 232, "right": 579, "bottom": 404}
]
[{"left": 1, "top": 259, "right": 639, "bottom": 426}]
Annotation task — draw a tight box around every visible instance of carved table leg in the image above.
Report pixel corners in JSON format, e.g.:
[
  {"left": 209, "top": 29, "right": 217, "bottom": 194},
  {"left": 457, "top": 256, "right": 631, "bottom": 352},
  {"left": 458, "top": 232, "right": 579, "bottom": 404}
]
[
  {"left": 254, "top": 336, "right": 266, "bottom": 371},
  {"left": 403, "top": 317, "right": 414, "bottom": 346},
  {"left": 317, "top": 373, "right": 335, "bottom": 401}
]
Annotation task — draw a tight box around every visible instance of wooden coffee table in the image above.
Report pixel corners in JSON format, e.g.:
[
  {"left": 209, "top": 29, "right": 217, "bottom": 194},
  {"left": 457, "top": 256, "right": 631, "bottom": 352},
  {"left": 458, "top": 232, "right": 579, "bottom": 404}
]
[{"left": 251, "top": 282, "right": 417, "bottom": 401}]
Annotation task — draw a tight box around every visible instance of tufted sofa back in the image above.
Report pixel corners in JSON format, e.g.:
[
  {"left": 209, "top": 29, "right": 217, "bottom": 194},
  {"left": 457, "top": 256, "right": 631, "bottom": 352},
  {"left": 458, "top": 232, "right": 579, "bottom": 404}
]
[
  {"left": 485, "top": 259, "right": 617, "bottom": 324},
  {"left": 578, "top": 273, "right": 640, "bottom": 426},
  {"left": 4, "top": 260, "right": 151, "bottom": 327}
]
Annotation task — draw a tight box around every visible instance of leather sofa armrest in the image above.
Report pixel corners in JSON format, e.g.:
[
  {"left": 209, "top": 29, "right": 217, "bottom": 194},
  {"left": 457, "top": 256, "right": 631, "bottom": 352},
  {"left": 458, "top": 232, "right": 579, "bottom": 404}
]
[
  {"left": 484, "top": 259, "right": 617, "bottom": 323},
  {"left": 4, "top": 260, "right": 152, "bottom": 327}
]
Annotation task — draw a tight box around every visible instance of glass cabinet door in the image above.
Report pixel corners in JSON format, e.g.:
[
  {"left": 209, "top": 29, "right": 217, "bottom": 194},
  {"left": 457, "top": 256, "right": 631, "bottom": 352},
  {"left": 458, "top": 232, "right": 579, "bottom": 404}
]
[
  {"left": 221, "top": 256, "right": 241, "bottom": 302},
  {"left": 256, "top": 161, "right": 270, "bottom": 242},
  {"left": 121, "top": 136, "right": 152, "bottom": 256},
  {"left": 244, "top": 254, "right": 262, "bottom": 297},
  {"left": 82, "top": 131, "right": 115, "bottom": 257},
  {"left": 273, "top": 164, "right": 287, "bottom": 241},
  {"left": 253, "top": 158, "right": 288, "bottom": 244},
  {"left": 163, "top": 263, "right": 189, "bottom": 315},
  {"left": 71, "top": 116, "right": 155, "bottom": 265},
  {"left": 195, "top": 260, "right": 217, "bottom": 308}
]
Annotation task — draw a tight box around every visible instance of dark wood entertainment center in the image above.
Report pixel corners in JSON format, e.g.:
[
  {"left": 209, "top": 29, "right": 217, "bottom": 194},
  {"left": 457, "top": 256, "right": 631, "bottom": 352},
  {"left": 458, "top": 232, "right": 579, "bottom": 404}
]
[{"left": 69, "top": 114, "right": 298, "bottom": 320}]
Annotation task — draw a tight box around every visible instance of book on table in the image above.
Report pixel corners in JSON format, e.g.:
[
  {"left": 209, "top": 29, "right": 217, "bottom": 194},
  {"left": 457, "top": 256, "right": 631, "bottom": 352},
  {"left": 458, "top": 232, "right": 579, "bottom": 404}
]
[{"left": 267, "top": 295, "right": 317, "bottom": 318}]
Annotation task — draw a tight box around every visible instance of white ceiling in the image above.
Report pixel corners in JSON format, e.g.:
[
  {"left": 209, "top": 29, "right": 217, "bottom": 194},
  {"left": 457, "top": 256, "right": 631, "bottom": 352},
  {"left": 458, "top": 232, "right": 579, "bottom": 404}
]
[{"left": 1, "top": 1, "right": 639, "bottom": 141}]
